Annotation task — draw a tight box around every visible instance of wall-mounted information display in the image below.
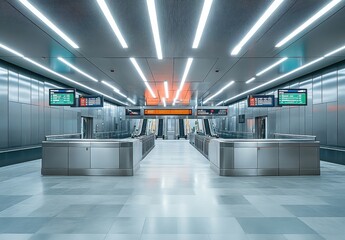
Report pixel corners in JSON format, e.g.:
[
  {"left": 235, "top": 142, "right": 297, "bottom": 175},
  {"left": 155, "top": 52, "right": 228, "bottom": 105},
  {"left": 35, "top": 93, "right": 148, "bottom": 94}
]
[
  {"left": 126, "top": 109, "right": 141, "bottom": 115},
  {"left": 248, "top": 95, "right": 275, "bottom": 107},
  {"left": 49, "top": 89, "right": 75, "bottom": 106},
  {"left": 79, "top": 96, "right": 103, "bottom": 107},
  {"left": 144, "top": 109, "right": 192, "bottom": 115},
  {"left": 197, "top": 109, "right": 228, "bottom": 116},
  {"left": 278, "top": 89, "right": 307, "bottom": 106},
  {"left": 238, "top": 114, "right": 245, "bottom": 123}
]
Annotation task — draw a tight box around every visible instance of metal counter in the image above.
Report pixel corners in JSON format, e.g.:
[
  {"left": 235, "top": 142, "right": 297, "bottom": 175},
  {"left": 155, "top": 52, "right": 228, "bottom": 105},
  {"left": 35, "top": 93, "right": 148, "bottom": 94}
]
[
  {"left": 190, "top": 134, "right": 320, "bottom": 176},
  {"left": 42, "top": 135, "right": 155, "bottom": 176}
]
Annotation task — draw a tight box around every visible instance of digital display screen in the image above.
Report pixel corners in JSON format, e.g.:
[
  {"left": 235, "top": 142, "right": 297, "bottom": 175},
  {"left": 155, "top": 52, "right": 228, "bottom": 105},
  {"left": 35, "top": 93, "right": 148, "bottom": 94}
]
[
  {"left": 79, "top": 96, "right": 103, "bottom": 107},
  {"left": 278, "top": 89, "right": 307, "bottom": 106},
  {"left": 238, "top": 114, "right": 245, "bottom": 123},
  {"left": 126, "top": 109, "right": 141, "bottom": 115},
  {"left": 197, "top": 109, "right": 228, "bottom": 116},
  {"left": 248, "top": 95, "right": 275, "bottom": 107},
  {"left": 49, "top": 89, "right": 75, "bottom": 106},
  {"left": 144, "top": 109, "right": 192, "bottom": 115}
]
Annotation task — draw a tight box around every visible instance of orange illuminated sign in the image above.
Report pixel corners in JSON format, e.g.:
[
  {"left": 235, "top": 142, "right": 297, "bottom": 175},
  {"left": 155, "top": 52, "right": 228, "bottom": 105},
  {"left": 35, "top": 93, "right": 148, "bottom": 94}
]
[{"left": 144, "top": 109, "right": 192, "bottom": 115}]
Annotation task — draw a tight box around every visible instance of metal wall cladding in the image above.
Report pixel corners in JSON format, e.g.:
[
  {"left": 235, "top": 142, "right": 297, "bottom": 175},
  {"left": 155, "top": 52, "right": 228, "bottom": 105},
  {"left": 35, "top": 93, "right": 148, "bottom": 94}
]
[
  {"left": 9, "top": 102, "right": 22, "bottom": 147},
  {"left": 322, "top": 70, "right": 337, "bottom": 103},
  {"left": 8, "top": 71, "right": 18, "bottom": 102},
  {"left": 0, "top": 68, "right": 8, "bottom": 148},
  {"left": 338, "top": 68, "right": 345, "bottom": 147},
  {"left": 313, "top": 76, "right": 322, "bottom": 104},
  {"left": 327, "top": 102, "right": 338, "bottom": 146},
  {"left": 18, "top": 74, "right": 31, "bottom": 104}
]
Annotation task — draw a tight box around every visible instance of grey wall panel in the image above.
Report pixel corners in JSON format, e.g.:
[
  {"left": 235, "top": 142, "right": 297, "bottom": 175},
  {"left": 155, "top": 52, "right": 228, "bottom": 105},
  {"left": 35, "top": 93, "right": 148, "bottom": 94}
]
[
  {"left": 31, "top": 79, "right": 39, "bottom": 106},
  {"left": 18, "top": 75, "right": 31, "bottom": 104},
  {"left": 9, "top": 102, "right": 22, "bottom": 147},
  {"left": 338, "top": 68, "right": 345, "bottom": 147},
  {"left": 312, "top": 103, "right": 327, "bottom": 144},
  {"left": 8, "top": 71, "right": 18, "bottom": 102},
  {"left": 313, "top": 76, "right": 322, "bottom": 104},
  {"left": 21, "top": 104, "right": 31, "bottom": 145},
  {"left": 305, "top": 105, "right": 313, "bottom": 135},
  {"left": 289, "top": 107, "right": 300, "bottom": 134},
  {"left": 51, "top": 108, "right": 60, "bottom": 135},
  {"left": 322, "top": 70, "right": 337, "bottom": 103},
  {"left": 31, "top": 105, "right": 39, "bottom": 145},
  {"left": 326, "top": 102, "right": 338, "bottom": 146},
  {"left": 281, "top": 108, "right": 290, "bottom": 133},
  {"left": 0, "top": 67, "right": 8, "bottom": 148},
  {"left": 299, "top": 107, "right": 305, "bottom": 135},
  {"left": 44, "top": 107, "right": 51, "bottom": 136}
]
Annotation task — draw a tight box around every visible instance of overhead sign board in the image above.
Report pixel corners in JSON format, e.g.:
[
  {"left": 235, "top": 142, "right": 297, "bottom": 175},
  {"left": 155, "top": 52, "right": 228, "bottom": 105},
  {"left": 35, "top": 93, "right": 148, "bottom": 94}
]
[
  {"left": 197, "top": 109, "right": 228, "bottom": 116},
  {"left": 247, "top": 95, "right": 275, "bottom": 107},
  {"left": 49, "top": 89, "right": 75, "bottom": 106},
  {"left": 126, "top": 109, "right": 141, "bottom": 115},
  {"left": 278, "top": 89, "right": 307, "bottom": 106},
  {"left": 79, "top": 96, "right": 104, "bottom": 107},
  {"left": 144, "top": 109, "right": 192, "bottom": 115}
]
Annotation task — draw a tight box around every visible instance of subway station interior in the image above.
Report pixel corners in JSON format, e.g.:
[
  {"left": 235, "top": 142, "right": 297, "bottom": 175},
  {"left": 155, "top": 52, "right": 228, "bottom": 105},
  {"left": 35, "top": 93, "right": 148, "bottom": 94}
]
[{"left": 1, "top": 0, "right": 345, "bottom": 239}]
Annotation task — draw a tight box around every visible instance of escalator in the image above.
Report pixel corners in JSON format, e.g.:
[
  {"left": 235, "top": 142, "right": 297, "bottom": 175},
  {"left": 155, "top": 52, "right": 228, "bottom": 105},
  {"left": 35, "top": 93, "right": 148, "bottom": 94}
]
[
  {"left": 140, "top": 119, "right": 148, "bottom": 136},
  {"left": 204, "top": 119, "right": 211, "bottom": 136},
  {"left": 178, "top": 119, "right": 187, "bottom": 139},
  {"left": 156, "top": 119, "right": 164, "bottom": 139}
]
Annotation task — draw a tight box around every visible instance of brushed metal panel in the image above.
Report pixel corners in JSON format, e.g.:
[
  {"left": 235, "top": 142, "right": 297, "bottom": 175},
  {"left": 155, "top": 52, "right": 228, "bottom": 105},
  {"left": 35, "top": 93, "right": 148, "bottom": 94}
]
[
  {"left": 220, "top": 169, "right": 258, "bottom": 176},
  {"left": 313, "top": 76, "right": 322, "bottom": 104},
  {"left": 338, "top": 68, "right": 345, "bottom": 147},
  {"left": 44, "top": 107, "right": 51, "bottom": 137},
  {"left": 8, "top": 71, "right": 18, "bottom": 102},
  {"left": 50, "top": 108, "right": 60, "bottom": 135},
  {"left": 281, "top": 108, "right": 290, "bottom": 133},
  {"left": 258, "top": 147, "right": 278, "bottom": 169},
  {"left": 279, "top": 169, "right": 300, "bottom": 176},
  {"left": 234, "top": 147, "right": 257, "bottom": 168},
  {"left": 257, "top": 169, "right": 278, "bottom": 176},
  {"left": 312, "top": 103, "right": 327, "bottom": 144},
  {"left": 299, "top": 107, "right": 305, "bottom": 135},
  {"left": 220, "top": 147, "right": 234, "bottom": 169},
  {"left": 0, "top": 67, "right": 8, "bottom": 148},
  {"left": 21, "top": 103, "right": 31, "bottom": 145},
  {"left": 68, "top": 169, "right": 133, "bottom": 176},
  {"left": 300, "top": 147, "right": 319, "bottom": 170},
  {"left": 322, "top": 70, "right": 337, "bottom": 103},
  {"left": 68, "top": 146, "right": 91, "bottom": 169},
  {"left": 305, "top": 104, "right": 313, "bottom": 135},
  {"left": 326, "top": 102, "right": 337, "bottom": 146},
  {"left": 279, "top": 147, "right": 299, "bottom": 169},
  {"left": 91, "top": 147, "right": 119, "bottom": 169},
  {"left": 31, "top": 79, "right": 39, "bottom": 106},
  {"left": 9, "top": 102, "right": 22, "bottom": 147},
  {"left": 289, "top": 107, "right": 299, "bottom": 134},
  {"left": 30, "top": 105, "right": 39, "bottom": 145},
  {"left": 119, "top": 147, "right": 133, "bottom": 169},
  {"left": 42, "top": 146, "right": 68, "bottom": 168},
  {"left": 41, "top": 168, "right": 68, "bottom": 175},
  {"left": 18, "top": 74, "right": 31, "bottom": 104}
]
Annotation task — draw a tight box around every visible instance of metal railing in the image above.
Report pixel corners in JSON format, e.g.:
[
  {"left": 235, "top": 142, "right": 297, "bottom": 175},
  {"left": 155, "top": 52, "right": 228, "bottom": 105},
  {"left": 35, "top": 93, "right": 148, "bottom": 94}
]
[
  {"left": 45, "top": 133, "right": 82, "bottom": 141},
  {"left": 218, "top": 131, "right": 255, "bottom": 139},
  {"left": 273, "top": 133, "right": 316, "bottom": 141},
  {"left": 93, "top": 131, "right": 130, "bottom": 139}
]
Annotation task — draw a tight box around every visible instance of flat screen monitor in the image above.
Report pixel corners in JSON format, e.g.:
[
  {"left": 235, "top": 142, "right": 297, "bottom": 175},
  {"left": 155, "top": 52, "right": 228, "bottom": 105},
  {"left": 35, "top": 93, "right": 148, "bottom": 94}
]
[
  {"left": 248, "top": 95, "right": 275, "bottom": 107},
  {"left": 278, "top": 89, "right": 307, "bottom": 106},
  {"left": 197, "top": 109, "right": 228, "bottom": 116},
  {"left": 126, "top": 109, "right": 141, "bottom": 115},
  {"left": 144, "top": 109, "right": 192, "bottom": 115},
  {"left": 49, "top": 89, "right": 75, "bottom": 106},
  {"left": 79, "top": 96, "right": 103, "bottom": 107}
]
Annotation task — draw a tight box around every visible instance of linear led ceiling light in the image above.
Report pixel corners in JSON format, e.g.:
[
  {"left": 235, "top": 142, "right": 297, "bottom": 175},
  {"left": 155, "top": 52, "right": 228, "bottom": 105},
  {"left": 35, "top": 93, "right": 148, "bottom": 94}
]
[
  {"left": 173, "top": 58, "right": 193, "bottom": 105},
  {"left": 218, "top": 57, "right": 324, "bottom": 105},
  {"left": 162, "top": 97, "right": 166, "bottom": 107},
  {"left": 164, "top": 81, "right": 169, "bottom": 98},
  {"left": 19, "top": 0, "right": 79, "bottom": 48},
  {"left": 275, "top": 0, "right": 342, "bottom": 48},
  {"left": 245, "top": 77, "right": 256, "bottom": 84},
  {"left": 58, "top": 57, "right": 98, "bottom": 82},
  {"left": 129, "top": 58, "right": 156, "bottom": 98},
  {"left": 0, "top": 43, "right": 127, "bottom": 105},
  {"left": 192, "top": 0, "right": 213, "bottom": 48},
  {"left": 97, "top": 0, "right": 128, "bottom": 48},
  {"left": 127, "top": 98, "right": 136, "bottom": 105},
  {"left": 231, "top": 0, "right": 284, "bottom": 55},
  {"left": 256, "top": 57, "right": 288, "bottom": 76},
  {"left": 203, "top": 81, "right": 234, "bottom": 104},
  {"left": 324, "top": 45, "right": 345, "bottom": 57},
  {"left": 147, "top": 0, "right": 163, "bottom": 59},
  {"left": 101, "top": 80, "right": 127, "bottom": 98}
]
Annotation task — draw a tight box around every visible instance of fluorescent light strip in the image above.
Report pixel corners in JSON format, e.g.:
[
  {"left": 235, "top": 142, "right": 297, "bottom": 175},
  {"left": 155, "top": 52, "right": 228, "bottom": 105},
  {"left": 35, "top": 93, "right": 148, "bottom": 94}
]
[
  {"left": 0, "top": 43, "right": 127, "bottom": 105},
  {"left": 0, "top": 43, "right": 24, "bottom": 57},
  {"left": 216, "top": 101, "right": 223, "bottom": 106},
  {"left": 256, "top": 57, "right": 288, "bottom": 76},
  {"left": 192, "top": 0, "right": 213, "bottom": 48},
  {"left": 174, "top": 58, "right": 193, "bottom": 103},
  {"left": 129, "top": 58, "right": 156, "bottom": 98},
  {"left": 162, "top": 97, "right": 166, "bottom": 107},
  {"left": 19, "top": 0, "right": 79, "bottom": 48},
  {"left": 58, "top": 57, "right": 98, "bottom": 82},
  {"left": 231, "top": 0, "right": 284, "bottom": 55},
  {"left": 246, "top": 77, "right": 256, "bottom": 84},
  {"left": 164, "top": 81, "right": 169, "bottom": 98},
  {"left": 203, "top": 81, "right": 234, "bottom": 104},
  {"left": 97, "top": 0, "right": 128, "bottom": 48},
  {"left": 147, "top": 0, "right": 163, "bottom": 59},
  {"left": 324, "top": 45, "right": 345, "bottom": 57},
  {"left": 127, "top": 97, "right": 136, "bottom": 104},
  {"left": 219, "top": 57, "right": 324, "bottom": 105},
  {"left": 276, "top": 0, "right": 342, "bottom": 48},
  {"left": 101, "top": 80, "right": 121, "bottom": 92}
]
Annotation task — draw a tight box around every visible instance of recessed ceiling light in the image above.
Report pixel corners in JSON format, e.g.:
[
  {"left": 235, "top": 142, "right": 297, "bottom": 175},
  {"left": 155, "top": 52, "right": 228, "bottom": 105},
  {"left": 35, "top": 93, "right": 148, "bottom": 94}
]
[
  {"left": 324, "top": 45, "right": 345, "bottom": 57},
  {"left": 129, "top": 58, "right": 156, "bottom": 98},
  {"left": 97, "top": 0, "right": 128, "bottom": 48},
  {"left": 164, "top": 81, "right": 169, "bottom": 98},
  {"left": 245, "top": 77, "right": 256, "bottom": 84},
  {"left": 174, "top": 58, "right": 193, "bottom": 102},
  {"left": 203, "top": 81, "right": 234, "bottom": 104},
  {"left": 231, "top": 0, "right": 284, "bottom": 55},
  {"left": 192, "top": 0, "right": 213, "bottom": 49},
  {"left": 256, "top": 57, "right": 288, "bottom": 76},
  {"left": 58, "top": 57, "right": 98, "bottom": 82},
  {"left": 19, "top": 0, "right": 79, "bottom": 48},
  {"left": 275, "top": 0, "right": 342, "bottom": 48},
  {"left": 147, "top": 0, "right": 163, "bottom": 59}
]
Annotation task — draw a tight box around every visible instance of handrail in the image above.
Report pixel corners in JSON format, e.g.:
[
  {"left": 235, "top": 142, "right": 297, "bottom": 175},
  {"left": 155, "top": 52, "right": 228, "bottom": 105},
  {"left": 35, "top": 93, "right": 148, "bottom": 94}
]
[
  {"left": 320, "top": 146, "right": 345, "bottom": 152},
  {"left": 0, "top": 145, "right": 41, "bottom": 154},
  {"left": 273, "top": 133, "right": 316, "bottom": 140},
  {"left": 45, "top": 133, "right": 82, "bottom": 141}
]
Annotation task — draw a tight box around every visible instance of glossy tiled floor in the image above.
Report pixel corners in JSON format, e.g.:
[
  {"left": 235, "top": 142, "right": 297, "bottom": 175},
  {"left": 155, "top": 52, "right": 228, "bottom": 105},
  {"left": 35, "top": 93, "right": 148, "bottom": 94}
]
[{"left": 1, "top": 140, "right": 345, "bottom": 240}]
